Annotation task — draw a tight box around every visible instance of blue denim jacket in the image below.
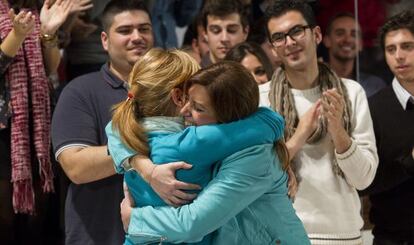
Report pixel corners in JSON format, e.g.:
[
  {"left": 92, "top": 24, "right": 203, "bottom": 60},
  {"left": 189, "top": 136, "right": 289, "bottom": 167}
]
[{"left": 105, "top": 107, "right": 286, "bottom": 244}]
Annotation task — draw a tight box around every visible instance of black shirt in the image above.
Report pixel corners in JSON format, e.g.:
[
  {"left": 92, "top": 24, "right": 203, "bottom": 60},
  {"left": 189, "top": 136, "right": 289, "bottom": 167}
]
[{"left": 51, "top": 64, "right": 127, "bottom": 245}]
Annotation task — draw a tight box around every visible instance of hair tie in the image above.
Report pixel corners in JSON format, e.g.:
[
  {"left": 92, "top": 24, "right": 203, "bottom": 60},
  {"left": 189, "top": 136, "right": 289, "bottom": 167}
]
[{"left": 126, "top": 92, "right": 134, "bottom": 101}]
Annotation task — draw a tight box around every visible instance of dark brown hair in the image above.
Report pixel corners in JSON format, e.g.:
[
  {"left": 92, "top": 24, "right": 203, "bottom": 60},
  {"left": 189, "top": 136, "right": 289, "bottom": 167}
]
[
  {"left": 380, "top": 10, "right": 414, "bottom": 50},
  {"left": 225, "top": 41, "right": 273, "bottom": 81},
  {"left": 101, "top": 0, "right": 150, "bottom": 32},
  {"left": 185, "top": 61, "right": 258, "bottom": 123},
  {"left": 201, "top": 0, "right": 249, "bottom": 30}
]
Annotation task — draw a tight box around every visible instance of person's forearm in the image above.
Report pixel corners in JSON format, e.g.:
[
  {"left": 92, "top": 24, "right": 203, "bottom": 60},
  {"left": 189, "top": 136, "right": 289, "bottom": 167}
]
[
  {"left": 58, "top": 146, "right": 116, "bottom": 184},
  {"left": 286, "top": 129, "right": 308, "bottom": 160},
  {"left": 331, "top": 127, "right": 352, "bottom": 154},
  {"left": 130, "top": 155, "right": 155, "bottom": 183},
  {"left": 41, "top": 43, "right": 60, "bottom": 76},
  {"left": 0, "top": 29, "right": 26, "bottom": 57}
]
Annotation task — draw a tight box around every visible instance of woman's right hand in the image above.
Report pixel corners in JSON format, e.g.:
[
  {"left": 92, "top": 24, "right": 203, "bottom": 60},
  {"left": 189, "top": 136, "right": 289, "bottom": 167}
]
[
  {"left": 149, "top": 162, "right": 201, "bottom": 207},
  {"left": 9, "top": 9, "right": 35, "bottom": 37}
]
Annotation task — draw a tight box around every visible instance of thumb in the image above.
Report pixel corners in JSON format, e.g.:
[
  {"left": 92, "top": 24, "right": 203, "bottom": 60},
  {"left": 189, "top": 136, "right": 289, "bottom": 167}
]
[
  {"left": 123, "top": 183, "right": 135, "bottom": 207},
  {"left": 172, "top": 161, "right": 193, "bottom": 170},
  {"left": 8, "top": 9, "right": 15, "bottom": 20}
]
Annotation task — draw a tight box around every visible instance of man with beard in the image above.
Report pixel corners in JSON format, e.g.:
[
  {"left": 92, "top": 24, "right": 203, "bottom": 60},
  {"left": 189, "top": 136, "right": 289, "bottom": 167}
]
[
  {"left": 200, "top": 0, "right": 249, "bottom": 67},
  {"left": 51, "top": 1, "right": 154, "bottom": 244},
  {"left": 323, "top": 12, "right": 386, "bottom": 97}
]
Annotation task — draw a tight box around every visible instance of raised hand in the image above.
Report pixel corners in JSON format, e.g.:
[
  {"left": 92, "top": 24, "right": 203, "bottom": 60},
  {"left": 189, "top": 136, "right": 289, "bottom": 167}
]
[
  {"left": 149, "top": 162, "right": 201, "bottom": 207},
  {"left": 321, "top": 88, "right": 352, "bottom": 153},
  {"left": 40, "top": 0, "right": 74, "bottom": 35},
  {"left": 9, "top": 9, "right": 35, "bottom": 37},
  {"left": 321, "top": 89, "right": 345, "bottom": 137},
  {"left": 70, "top": 0, "right": 93, "bottom": 14}
]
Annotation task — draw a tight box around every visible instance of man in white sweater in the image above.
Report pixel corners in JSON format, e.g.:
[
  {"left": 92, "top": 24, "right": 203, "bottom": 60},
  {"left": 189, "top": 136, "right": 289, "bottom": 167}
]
[{"left": 261, "top": 1, "right": 378, "bottom": 244}]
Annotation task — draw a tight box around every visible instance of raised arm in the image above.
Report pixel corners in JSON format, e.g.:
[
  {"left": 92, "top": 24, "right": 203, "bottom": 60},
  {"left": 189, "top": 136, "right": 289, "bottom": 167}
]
[
  {"left": 0, "top": 9, "right": 35, "bottom": 62},
  {"left": 332, "top": 85, "right": 378, "bottom": 190}
]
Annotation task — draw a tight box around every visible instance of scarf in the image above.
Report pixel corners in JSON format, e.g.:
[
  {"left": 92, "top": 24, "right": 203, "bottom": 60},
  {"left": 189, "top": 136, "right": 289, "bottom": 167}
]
[
  {"left": 0, "top": 4, "right": 53, "bottom": 214},
  {"left": 269, "top": 62, "right": 353, "bottom": 178}
]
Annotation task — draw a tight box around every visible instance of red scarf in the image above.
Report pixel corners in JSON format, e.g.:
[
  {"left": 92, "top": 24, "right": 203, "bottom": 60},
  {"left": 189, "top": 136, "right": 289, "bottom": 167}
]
[{"left": 0, "top": 3, "right": 53, "bottom": 214}]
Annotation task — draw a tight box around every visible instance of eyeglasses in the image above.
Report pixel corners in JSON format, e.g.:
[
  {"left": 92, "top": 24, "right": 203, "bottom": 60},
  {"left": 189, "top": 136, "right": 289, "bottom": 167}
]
[{"left": 270, "top": 25, "right": 311, "bottom": 47}]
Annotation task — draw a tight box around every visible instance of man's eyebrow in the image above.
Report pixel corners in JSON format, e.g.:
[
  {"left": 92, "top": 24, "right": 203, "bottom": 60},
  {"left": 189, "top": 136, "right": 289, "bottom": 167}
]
[{"left": 115, "top": 23, "right": 152, "bottom": 29}]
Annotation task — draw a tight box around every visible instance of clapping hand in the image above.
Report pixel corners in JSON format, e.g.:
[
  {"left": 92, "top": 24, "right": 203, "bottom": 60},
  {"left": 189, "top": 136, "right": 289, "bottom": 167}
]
[
  {"left": 40, "top": 0, "right": 74, "bottom": 35},
  {"left": 9, "top": 9, "right": 35, "bottom": 37}
]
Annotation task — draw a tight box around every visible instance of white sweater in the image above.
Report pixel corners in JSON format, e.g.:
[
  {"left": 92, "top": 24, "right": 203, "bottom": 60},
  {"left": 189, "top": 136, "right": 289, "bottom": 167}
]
[{"left": 260, "top": 79, "right": 378, "bottom": 245}]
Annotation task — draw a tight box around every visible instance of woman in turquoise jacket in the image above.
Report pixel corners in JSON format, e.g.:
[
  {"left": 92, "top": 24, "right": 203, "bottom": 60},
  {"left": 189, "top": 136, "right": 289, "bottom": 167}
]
[{"left": 107, "top": 50, "right": 309, "bottom": 244}]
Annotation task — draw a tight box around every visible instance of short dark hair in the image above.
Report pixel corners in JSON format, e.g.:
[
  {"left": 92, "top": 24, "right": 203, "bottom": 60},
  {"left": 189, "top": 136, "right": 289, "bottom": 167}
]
[
  {"left": 185, "top": 61, "right": 259, "bottom": 123},
  {"left": 264, "top": 0, "right": 317, "bottom": 42},
  {"left": 380, "top": 10, "right": 414, "bottom": 50},
  {"left": 101, "top": 0, "right": 150, "bottom": 32},
  {"left": 325, "top": 12, "right": 357, "bottom": 35},
  {"left": 225, "top": 41, "right": 273, "bottom": 80},
  {"left": 201, "top": 0, "right": 249, "bottom": 30}
]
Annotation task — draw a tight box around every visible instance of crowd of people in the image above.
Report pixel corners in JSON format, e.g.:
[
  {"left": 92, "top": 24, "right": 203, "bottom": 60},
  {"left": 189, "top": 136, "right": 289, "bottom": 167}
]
[{"left": 0, "top": 0, "right": 413, "bottom": 245}]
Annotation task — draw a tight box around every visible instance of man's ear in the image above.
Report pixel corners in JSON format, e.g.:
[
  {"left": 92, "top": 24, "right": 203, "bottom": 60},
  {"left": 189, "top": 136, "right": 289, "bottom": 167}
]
[
  {"left": 171, "top": 88, "right": 185, "bottom": 107},
  {"left": 242, "top": 25, "right": 250, "bottom": 41},
  {"left": 101, "top": 31, "right": 109, "bottom": 51},
  {"left": 313, "top": 26, "right": 323, "bottom": 45}
]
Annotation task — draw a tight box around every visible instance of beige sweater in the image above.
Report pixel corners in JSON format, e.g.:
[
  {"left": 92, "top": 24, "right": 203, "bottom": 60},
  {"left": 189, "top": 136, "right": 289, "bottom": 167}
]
[{"left": 260, "top": 78, "right": 379, "bottom": 245}]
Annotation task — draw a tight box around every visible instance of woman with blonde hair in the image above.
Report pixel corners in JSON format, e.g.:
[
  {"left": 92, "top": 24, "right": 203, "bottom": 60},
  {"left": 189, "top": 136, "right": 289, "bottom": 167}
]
[{"left": 106, "top": 49, "right": 308, "bottom": 244}]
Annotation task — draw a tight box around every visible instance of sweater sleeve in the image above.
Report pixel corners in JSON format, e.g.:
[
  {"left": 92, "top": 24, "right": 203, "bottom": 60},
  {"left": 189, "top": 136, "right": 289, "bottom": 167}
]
[
  {"left": 126, "top": 145, "right": 276, "bottom": 244},
  {"left": 335, "top": 83, "right": 379, "bottom": 190},
  {"left": 0, "top": 49, "right": 13, "bottom": 75},
  {"left": 106, "top": 107, "right": 284, "bottom": 173}
]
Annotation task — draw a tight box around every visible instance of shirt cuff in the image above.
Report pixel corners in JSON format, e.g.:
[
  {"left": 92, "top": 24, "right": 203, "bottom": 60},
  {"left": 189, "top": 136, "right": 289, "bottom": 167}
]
[{"left": 335, "top": 140, "right": 357, "bottom": 160}]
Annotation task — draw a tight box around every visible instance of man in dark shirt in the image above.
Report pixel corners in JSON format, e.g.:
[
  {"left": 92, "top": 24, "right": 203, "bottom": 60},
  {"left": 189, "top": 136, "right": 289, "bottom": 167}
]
[
  {"left": 323, "top": 12, "right": 386, "bottom": 97},
  {"left": 361, "top": 10, "right": 414, "bottom": 245},
  {"left": 51, "top": 1, "right": 154, "bottom": 244}
]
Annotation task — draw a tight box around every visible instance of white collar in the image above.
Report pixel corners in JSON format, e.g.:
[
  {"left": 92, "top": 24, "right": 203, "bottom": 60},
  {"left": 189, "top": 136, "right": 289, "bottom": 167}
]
[{"left": 392, "top": 77, "right": 414, "bottom": 110}]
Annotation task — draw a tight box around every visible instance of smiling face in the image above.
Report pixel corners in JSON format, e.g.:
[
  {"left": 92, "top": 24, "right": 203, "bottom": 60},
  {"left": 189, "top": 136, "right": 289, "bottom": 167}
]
[
  {"left": 241, "top": 52, "right": 269, "bottom": 84},
  {"left": 384, "top": 28, "right": 414, "bottom": 84},
  {"left": 101, "top": 10, "right": 154, "bottom": 79},
  {"left": 180, "top": 84, "right": 218, "bottom": 126},
  {"left": 206, "top": 13, "right": 248, "bottom": 63},
  {"left": 267, "top": 11, "right": 321, "bottom": 71},
  {"left": 324, "top": 16, "right": 362, "bottom": 62}
]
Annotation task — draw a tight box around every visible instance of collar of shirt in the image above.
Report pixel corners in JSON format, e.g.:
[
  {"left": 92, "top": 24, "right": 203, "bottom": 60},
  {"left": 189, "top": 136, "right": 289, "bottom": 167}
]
[
  {"left": 101, "top": 63, "right": 128, "bottom": 89},
  {"left": 392, "top": 77, "right": 414, "bottom": 110}
]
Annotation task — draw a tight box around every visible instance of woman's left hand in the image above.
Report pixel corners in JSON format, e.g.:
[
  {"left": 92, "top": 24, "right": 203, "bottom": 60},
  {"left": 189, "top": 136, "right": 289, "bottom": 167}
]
[
  {"left": 40, "top": 0, "right": 74, "bottom": 35},
  {"left": 120, "top": 183, "right": 135, "bottom": 233}
]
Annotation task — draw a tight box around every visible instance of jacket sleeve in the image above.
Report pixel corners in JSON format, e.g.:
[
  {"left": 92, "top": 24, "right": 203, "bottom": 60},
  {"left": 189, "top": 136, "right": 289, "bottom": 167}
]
[
  {"left": 105, "top": 121, "right": 136, "bottom": 174},
  {"left": 127, "top": 144, "right": 279, "bottom": 244},
  {"left": 335, "top": 83, "right": 379, "bottom": 190},
  {"left": 106, "top": 107, "right": 284, "bottom": 173}
]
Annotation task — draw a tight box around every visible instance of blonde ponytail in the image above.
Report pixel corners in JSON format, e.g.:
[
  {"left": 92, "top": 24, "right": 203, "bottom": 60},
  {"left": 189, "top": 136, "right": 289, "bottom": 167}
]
[
  {"left": 110, "top": 48, "right": 200, "bottom": 156},
  {"left": 112, "top": 88, "right": 149, "bottom": 156}
]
